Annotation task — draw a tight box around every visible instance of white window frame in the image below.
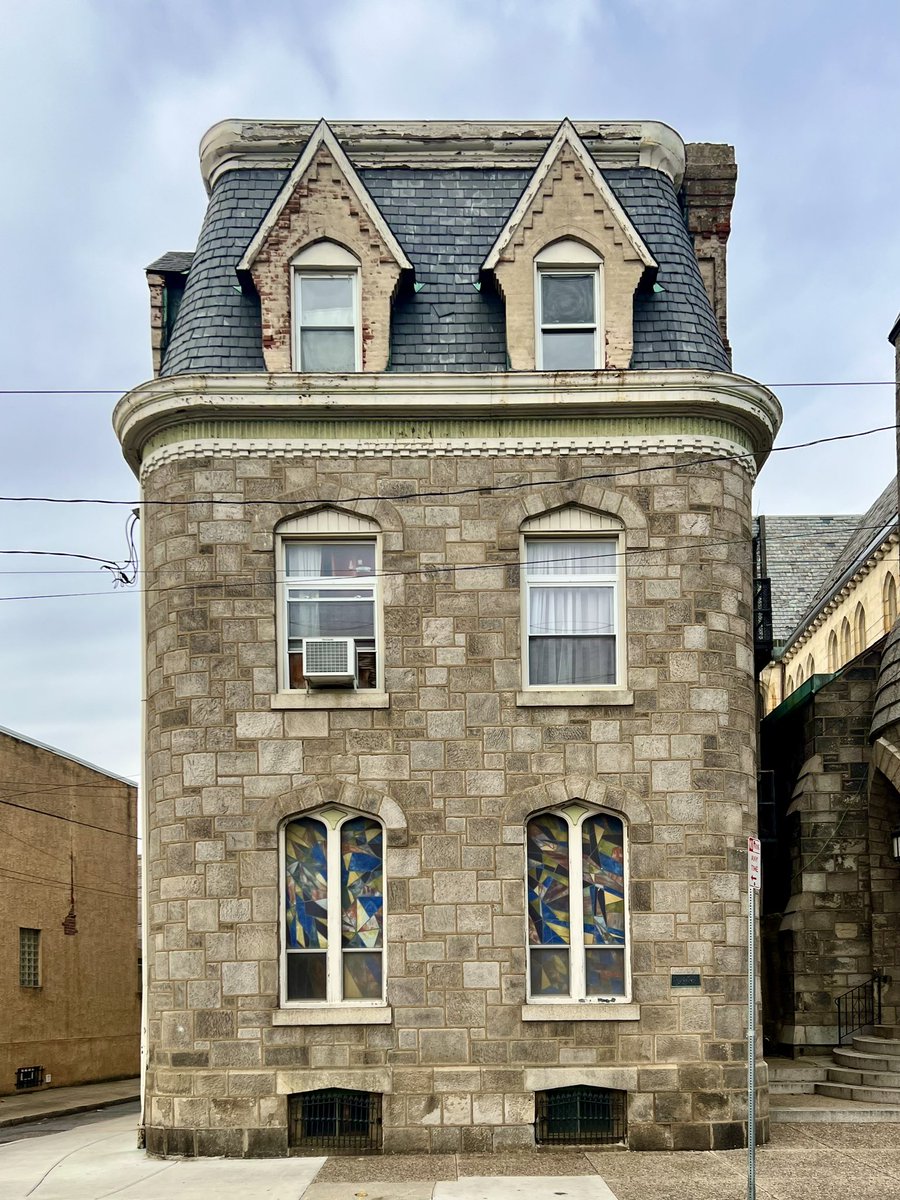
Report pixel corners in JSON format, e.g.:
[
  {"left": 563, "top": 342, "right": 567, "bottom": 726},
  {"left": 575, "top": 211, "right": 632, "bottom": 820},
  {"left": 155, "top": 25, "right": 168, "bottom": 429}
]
[
  {"left": 292, "top": 242, "right": 362, "bottom": 373},
  {"left": 535, "top": 239, "right": 603, "bottom": 371},
  {"left": 524, "top": 805, "right": 631, "bottom": 1005},
  {"left": 520, "top": 511, "right": 625, "bottom": 694},
  {"left": 19, "top": 927, "right": 41, "bottom": 988},
  {"left": 280, "top": 808, "right": 387, "bottom": 1009},
  {"left": 275, "top": 512, "right": 383, "bottom": 697}
]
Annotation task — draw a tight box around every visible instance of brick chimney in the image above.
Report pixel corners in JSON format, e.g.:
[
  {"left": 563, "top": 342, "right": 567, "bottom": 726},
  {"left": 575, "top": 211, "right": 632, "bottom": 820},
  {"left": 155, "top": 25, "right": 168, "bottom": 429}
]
[{"left": 683, "top": 143, "right": 737, "bottom": 365}]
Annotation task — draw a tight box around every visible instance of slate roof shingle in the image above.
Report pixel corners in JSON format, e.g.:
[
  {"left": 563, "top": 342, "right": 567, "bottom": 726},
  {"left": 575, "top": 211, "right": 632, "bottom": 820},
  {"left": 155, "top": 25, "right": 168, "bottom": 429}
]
[
  {"left": 160, "top": 161, "right": 730, "bottom": 378},
  {"left": 755, "top": 514, "right": 862, "bottom": 648}
]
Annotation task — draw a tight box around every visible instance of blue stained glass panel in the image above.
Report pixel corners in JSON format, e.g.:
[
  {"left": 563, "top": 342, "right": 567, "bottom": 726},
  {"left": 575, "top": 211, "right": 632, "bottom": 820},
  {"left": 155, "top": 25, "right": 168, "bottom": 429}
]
[
  {"left": 585, "top": 948, "right": 626, "bottom": 996},
  {"left": 341, "top": 818, "right": 383, "bottom": 949},
  {"left": 527, "top": 814, "right": 570, "bottom": 946},
  {"left": 582, "top": 814, "right": 625, "bottom": 948},
  {"left": 285, "top": 818, "right": 328, "bottom": 950}
]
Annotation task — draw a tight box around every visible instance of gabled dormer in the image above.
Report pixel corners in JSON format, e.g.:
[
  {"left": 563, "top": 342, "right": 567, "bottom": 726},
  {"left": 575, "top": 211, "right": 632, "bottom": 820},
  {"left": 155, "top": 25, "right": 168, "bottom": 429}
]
[
  {"left": 482, "top": 120, "right": 656, "bottom": 371},
  {"left": 237, "top": 120, "right": 413, "bottom": 373}
]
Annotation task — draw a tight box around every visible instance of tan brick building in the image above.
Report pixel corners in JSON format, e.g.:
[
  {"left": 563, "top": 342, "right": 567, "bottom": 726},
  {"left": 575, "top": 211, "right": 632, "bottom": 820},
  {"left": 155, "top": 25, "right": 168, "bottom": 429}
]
[
  {"left": 117, "top": 119, "right": 781, "bottom": 1156},
  {"left": 0, "top": 726, "right": 140, "bottom": 1096}
]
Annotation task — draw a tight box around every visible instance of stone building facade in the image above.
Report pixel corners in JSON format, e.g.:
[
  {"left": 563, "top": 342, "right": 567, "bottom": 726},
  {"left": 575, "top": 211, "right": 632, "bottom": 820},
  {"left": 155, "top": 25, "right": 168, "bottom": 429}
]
[
  {"left": 754, "top": 315, "right": 900, "bottom": 1055},
  {"left": 0, "top": 726, "right": 140, "bottom": 1094},
  {"left": 116, "top": 119, "right": 780, "bottom": 1156}
]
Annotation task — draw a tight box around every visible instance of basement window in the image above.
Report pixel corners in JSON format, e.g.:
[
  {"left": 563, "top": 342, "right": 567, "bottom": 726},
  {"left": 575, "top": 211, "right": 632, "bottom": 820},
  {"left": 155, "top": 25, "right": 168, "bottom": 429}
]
[
  {"left": 534, "top": 1085, "right": 627, "bottom": 1146},
  {"left": 288, "top": 1088, "right": 382, "bottom": 1154}
]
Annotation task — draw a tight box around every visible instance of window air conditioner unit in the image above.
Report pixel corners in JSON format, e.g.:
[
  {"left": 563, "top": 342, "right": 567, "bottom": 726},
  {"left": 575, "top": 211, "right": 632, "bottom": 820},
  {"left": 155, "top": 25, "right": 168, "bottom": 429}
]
[{"left": 302, "top": 637, "right": 356, "bottom": 686}]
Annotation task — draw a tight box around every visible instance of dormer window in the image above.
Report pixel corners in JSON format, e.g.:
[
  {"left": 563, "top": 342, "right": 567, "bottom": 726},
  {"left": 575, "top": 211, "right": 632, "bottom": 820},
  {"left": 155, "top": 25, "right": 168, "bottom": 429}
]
[
  {"left": 292, "top": 242, "right": 361, "bottom": 372},
  {"left": 535, "top": 241, "right": 602, "bottom": 370}
]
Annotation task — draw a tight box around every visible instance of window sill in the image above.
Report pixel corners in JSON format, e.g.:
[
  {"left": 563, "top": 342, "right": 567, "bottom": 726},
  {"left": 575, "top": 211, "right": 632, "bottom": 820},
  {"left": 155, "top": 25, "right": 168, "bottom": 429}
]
[
  {"left": 273, "top": 1005, "right": 392, "bottom": 1026},
  {"left": 516, "top": 688, "right": 634, "bottom": 708},
  {"left": 271, "top": 691, "right": 390, "bottom": 711},
  {"left": 522, "top": 1002, "right": 640, "bottom": 1022}
]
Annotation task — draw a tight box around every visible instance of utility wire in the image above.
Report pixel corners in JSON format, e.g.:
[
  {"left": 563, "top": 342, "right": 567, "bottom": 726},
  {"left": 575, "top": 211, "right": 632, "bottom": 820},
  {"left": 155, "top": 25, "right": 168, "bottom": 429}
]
[
  {"left": 0, "top": 422, "right": 896, "bottom": 511},
  {"left": 0, "top": 796, "right": 139, "bottom": 839}
]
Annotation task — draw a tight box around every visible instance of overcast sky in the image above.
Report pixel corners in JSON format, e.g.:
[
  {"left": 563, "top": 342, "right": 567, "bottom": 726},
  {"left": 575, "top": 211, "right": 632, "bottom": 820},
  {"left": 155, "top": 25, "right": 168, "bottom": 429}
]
[{"left": 2, "top": 0, "right": 899, "bottom": 777}]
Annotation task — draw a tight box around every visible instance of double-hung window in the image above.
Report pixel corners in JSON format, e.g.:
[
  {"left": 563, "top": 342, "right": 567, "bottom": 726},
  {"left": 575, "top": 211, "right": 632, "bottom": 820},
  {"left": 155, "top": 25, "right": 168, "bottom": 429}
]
[
  {"left": 524, "top": 537, "right": 618, "bottom": 687},
  {"left": 527, "top": 805, "right": 629, "bottom": 1002},
  {"left": 292, "top": 242, "right": 361, "bottom": 372},
  {"left": 284, "top": 540, "right": 378, "bottom": 690},
  {"left": 536, "top": 240, "right": 602, "bottom": 370},
  {"left": 283, "top": 810, "right": 384, "bottom": 1005}
]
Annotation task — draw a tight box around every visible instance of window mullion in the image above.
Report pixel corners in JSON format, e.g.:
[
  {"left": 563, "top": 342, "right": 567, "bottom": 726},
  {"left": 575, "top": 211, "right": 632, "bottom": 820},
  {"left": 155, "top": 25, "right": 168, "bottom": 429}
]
[
  {"left": 327, "top": 825, "right": 342, "bottom": 1002},
  {"left": 570, "top": 820, "right": 585, "bottom": 999}
]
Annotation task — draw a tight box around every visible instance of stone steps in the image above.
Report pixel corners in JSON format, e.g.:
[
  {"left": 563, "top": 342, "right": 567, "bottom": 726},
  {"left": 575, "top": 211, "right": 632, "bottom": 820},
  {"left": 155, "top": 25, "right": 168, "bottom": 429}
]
[
  {"left": 832, "top": 1047, "right": 900, "bottom": 1073},
  {"left": 770, "top": 1093, "right": 900, "bottom": 1122},
  {"left": 766, "top": 1056, "right": 830, "bottom": 1095},
  {"left": 817, "top": 1081, "right": 900, "bottom": 1104},
  {"left": 827, "top": 1065, "right": 900, "bottom": 1089},
  {"left": 812, "top": 1031, "right": 900, "bottom": 1106}
]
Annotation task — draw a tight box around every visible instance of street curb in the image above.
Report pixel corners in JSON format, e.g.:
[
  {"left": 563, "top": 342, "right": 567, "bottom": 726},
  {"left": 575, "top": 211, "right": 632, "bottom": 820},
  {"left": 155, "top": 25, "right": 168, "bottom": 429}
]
[{"left": 0, "top": 1093, "right": 140, "bottom": 1129}]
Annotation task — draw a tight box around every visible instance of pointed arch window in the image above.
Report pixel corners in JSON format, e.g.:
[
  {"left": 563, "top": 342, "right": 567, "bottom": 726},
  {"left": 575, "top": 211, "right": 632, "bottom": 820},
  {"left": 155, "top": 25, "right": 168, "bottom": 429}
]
[
  {"left": 886, "top": 574, "right": 898, "bottom": 632},
  {"left": 283, "top": 809, "right": 385, "bottom": 1005},
  {"left": 841, "top": 617, "right": 853, "bottom": 661},
  {"left": 855, "top": 603, "right": 867, "bottom": 653},
  {"left": 828, "top": 630, "right": 839, "bottom": 672},
  {"left": 526, "top": 804, "right": 629, "bottom": 1003}
]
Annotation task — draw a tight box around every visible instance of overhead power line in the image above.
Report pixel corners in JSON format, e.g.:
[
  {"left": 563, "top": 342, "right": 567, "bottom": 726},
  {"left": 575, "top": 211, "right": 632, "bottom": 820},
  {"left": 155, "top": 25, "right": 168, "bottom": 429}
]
[{"left": 0, "top": 421, "right": 897, "bottom": 512}]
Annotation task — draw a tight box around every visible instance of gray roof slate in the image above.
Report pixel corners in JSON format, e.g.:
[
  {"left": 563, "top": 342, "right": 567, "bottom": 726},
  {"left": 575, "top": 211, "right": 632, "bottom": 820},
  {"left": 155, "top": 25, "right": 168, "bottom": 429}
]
[
  {"left": 146, "top": 251, "right": 194, "bottom": 275},
  {"left": 161, "top": 161, "right": 729, "bottom": 377},
  {"left": 755, "top": 514, "right": 862, "bottom": 647},
  {"left": 802, "top": 479, "right": 898, "bottom": 617}
]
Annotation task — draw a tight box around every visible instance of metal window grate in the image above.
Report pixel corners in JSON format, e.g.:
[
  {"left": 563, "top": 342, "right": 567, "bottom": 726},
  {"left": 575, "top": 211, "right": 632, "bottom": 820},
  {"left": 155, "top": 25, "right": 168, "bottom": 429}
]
[
  {"left": 16, "top": 1066, "right": 44, "bottom": 1090},
  {"left": 535, "top": 1085, "right": 627, "bottom": 1146},
  {"left": 288, "top": 1089, "right": 382, "bottom": 1155}
]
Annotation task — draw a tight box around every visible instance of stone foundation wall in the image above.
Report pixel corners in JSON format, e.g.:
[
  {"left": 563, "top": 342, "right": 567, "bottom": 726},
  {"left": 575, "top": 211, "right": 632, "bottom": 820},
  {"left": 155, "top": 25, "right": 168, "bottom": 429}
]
[{"left": 141, "top": 445, "right": 764, "bottom": 1154}]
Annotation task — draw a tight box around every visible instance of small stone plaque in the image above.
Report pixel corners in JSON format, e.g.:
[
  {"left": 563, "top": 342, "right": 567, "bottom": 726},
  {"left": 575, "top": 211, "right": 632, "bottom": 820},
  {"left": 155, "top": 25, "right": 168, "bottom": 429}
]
[{"left": 671, "top": 972, "right": 701, "bottom": 988}]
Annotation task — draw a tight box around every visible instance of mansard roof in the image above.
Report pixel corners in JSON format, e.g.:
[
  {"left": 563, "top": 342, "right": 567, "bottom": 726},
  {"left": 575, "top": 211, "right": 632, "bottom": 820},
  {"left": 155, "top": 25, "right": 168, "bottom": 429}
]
[{"left": 160, "top": 121, "right": 730, "bottom": 377}]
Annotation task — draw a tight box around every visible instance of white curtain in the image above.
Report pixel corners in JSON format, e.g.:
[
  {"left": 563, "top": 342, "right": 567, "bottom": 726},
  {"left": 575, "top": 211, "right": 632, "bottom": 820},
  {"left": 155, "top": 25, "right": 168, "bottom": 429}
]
[
  {"left": 526, "top": 539, "right": 615, "bottom": 577},
  {"left": 285, "top": 544, "right": 324, "bottom": 578},
  {"left": 529, "top": 586, "right": 615, "bottom": 685}
]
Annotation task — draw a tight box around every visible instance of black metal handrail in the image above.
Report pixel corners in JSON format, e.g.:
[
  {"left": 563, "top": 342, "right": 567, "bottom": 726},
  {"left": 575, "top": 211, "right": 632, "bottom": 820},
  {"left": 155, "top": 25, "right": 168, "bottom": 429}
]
[{"left": 836, "top": 971, "right": 883, "bottom": 1044}]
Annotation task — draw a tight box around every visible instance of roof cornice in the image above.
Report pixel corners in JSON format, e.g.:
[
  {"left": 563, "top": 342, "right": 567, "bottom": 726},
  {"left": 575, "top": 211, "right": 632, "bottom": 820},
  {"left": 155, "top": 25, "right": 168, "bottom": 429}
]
[
  {"left": 113, "top": 368, "right": 781, "bottom": 476},
  {"left": 199, "top": 119, "right": 687, "bottom": 193}
]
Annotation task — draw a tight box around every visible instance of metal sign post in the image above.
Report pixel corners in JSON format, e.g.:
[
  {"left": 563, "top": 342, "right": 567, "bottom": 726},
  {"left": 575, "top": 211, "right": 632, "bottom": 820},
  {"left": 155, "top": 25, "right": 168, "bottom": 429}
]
[{"left": 747, "top": 834, "right": 761, "bottom": 1200}]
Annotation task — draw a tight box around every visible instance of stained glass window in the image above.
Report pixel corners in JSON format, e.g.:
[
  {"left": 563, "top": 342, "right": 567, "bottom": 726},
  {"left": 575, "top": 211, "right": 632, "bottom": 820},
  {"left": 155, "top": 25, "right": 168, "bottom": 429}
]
[
  {"left": 284, "top": 811, "right": 384, "bottom": 1004},
  {"left": 526, "top": 807, "right": 628, "bottom": 1001}
]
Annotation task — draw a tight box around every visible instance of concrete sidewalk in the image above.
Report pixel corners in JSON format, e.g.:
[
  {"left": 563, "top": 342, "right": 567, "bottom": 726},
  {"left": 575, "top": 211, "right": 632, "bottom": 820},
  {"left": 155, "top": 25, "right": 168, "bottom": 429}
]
[
  {"left": 4, "top": 1108, "right": 900, "bottom": 1200},
  {"left": 0, "top": 1077, "right": 140, "bottom": 1127}
]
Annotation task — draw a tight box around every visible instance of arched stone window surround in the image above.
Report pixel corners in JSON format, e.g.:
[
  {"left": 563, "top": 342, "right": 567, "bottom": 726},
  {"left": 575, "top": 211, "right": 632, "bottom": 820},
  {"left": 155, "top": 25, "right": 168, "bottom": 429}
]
[
  {"left": 805, "top": 654, "right": 815, "bottom": 677},
  {"left": 261, "top": 778, "right": 408, "bottom": 848},
  {"left": 841, "top": 617, "right": 853, "bottom": 662},
  {"left": 496, "top": 483, "right": 649, "bottom": 554}
]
